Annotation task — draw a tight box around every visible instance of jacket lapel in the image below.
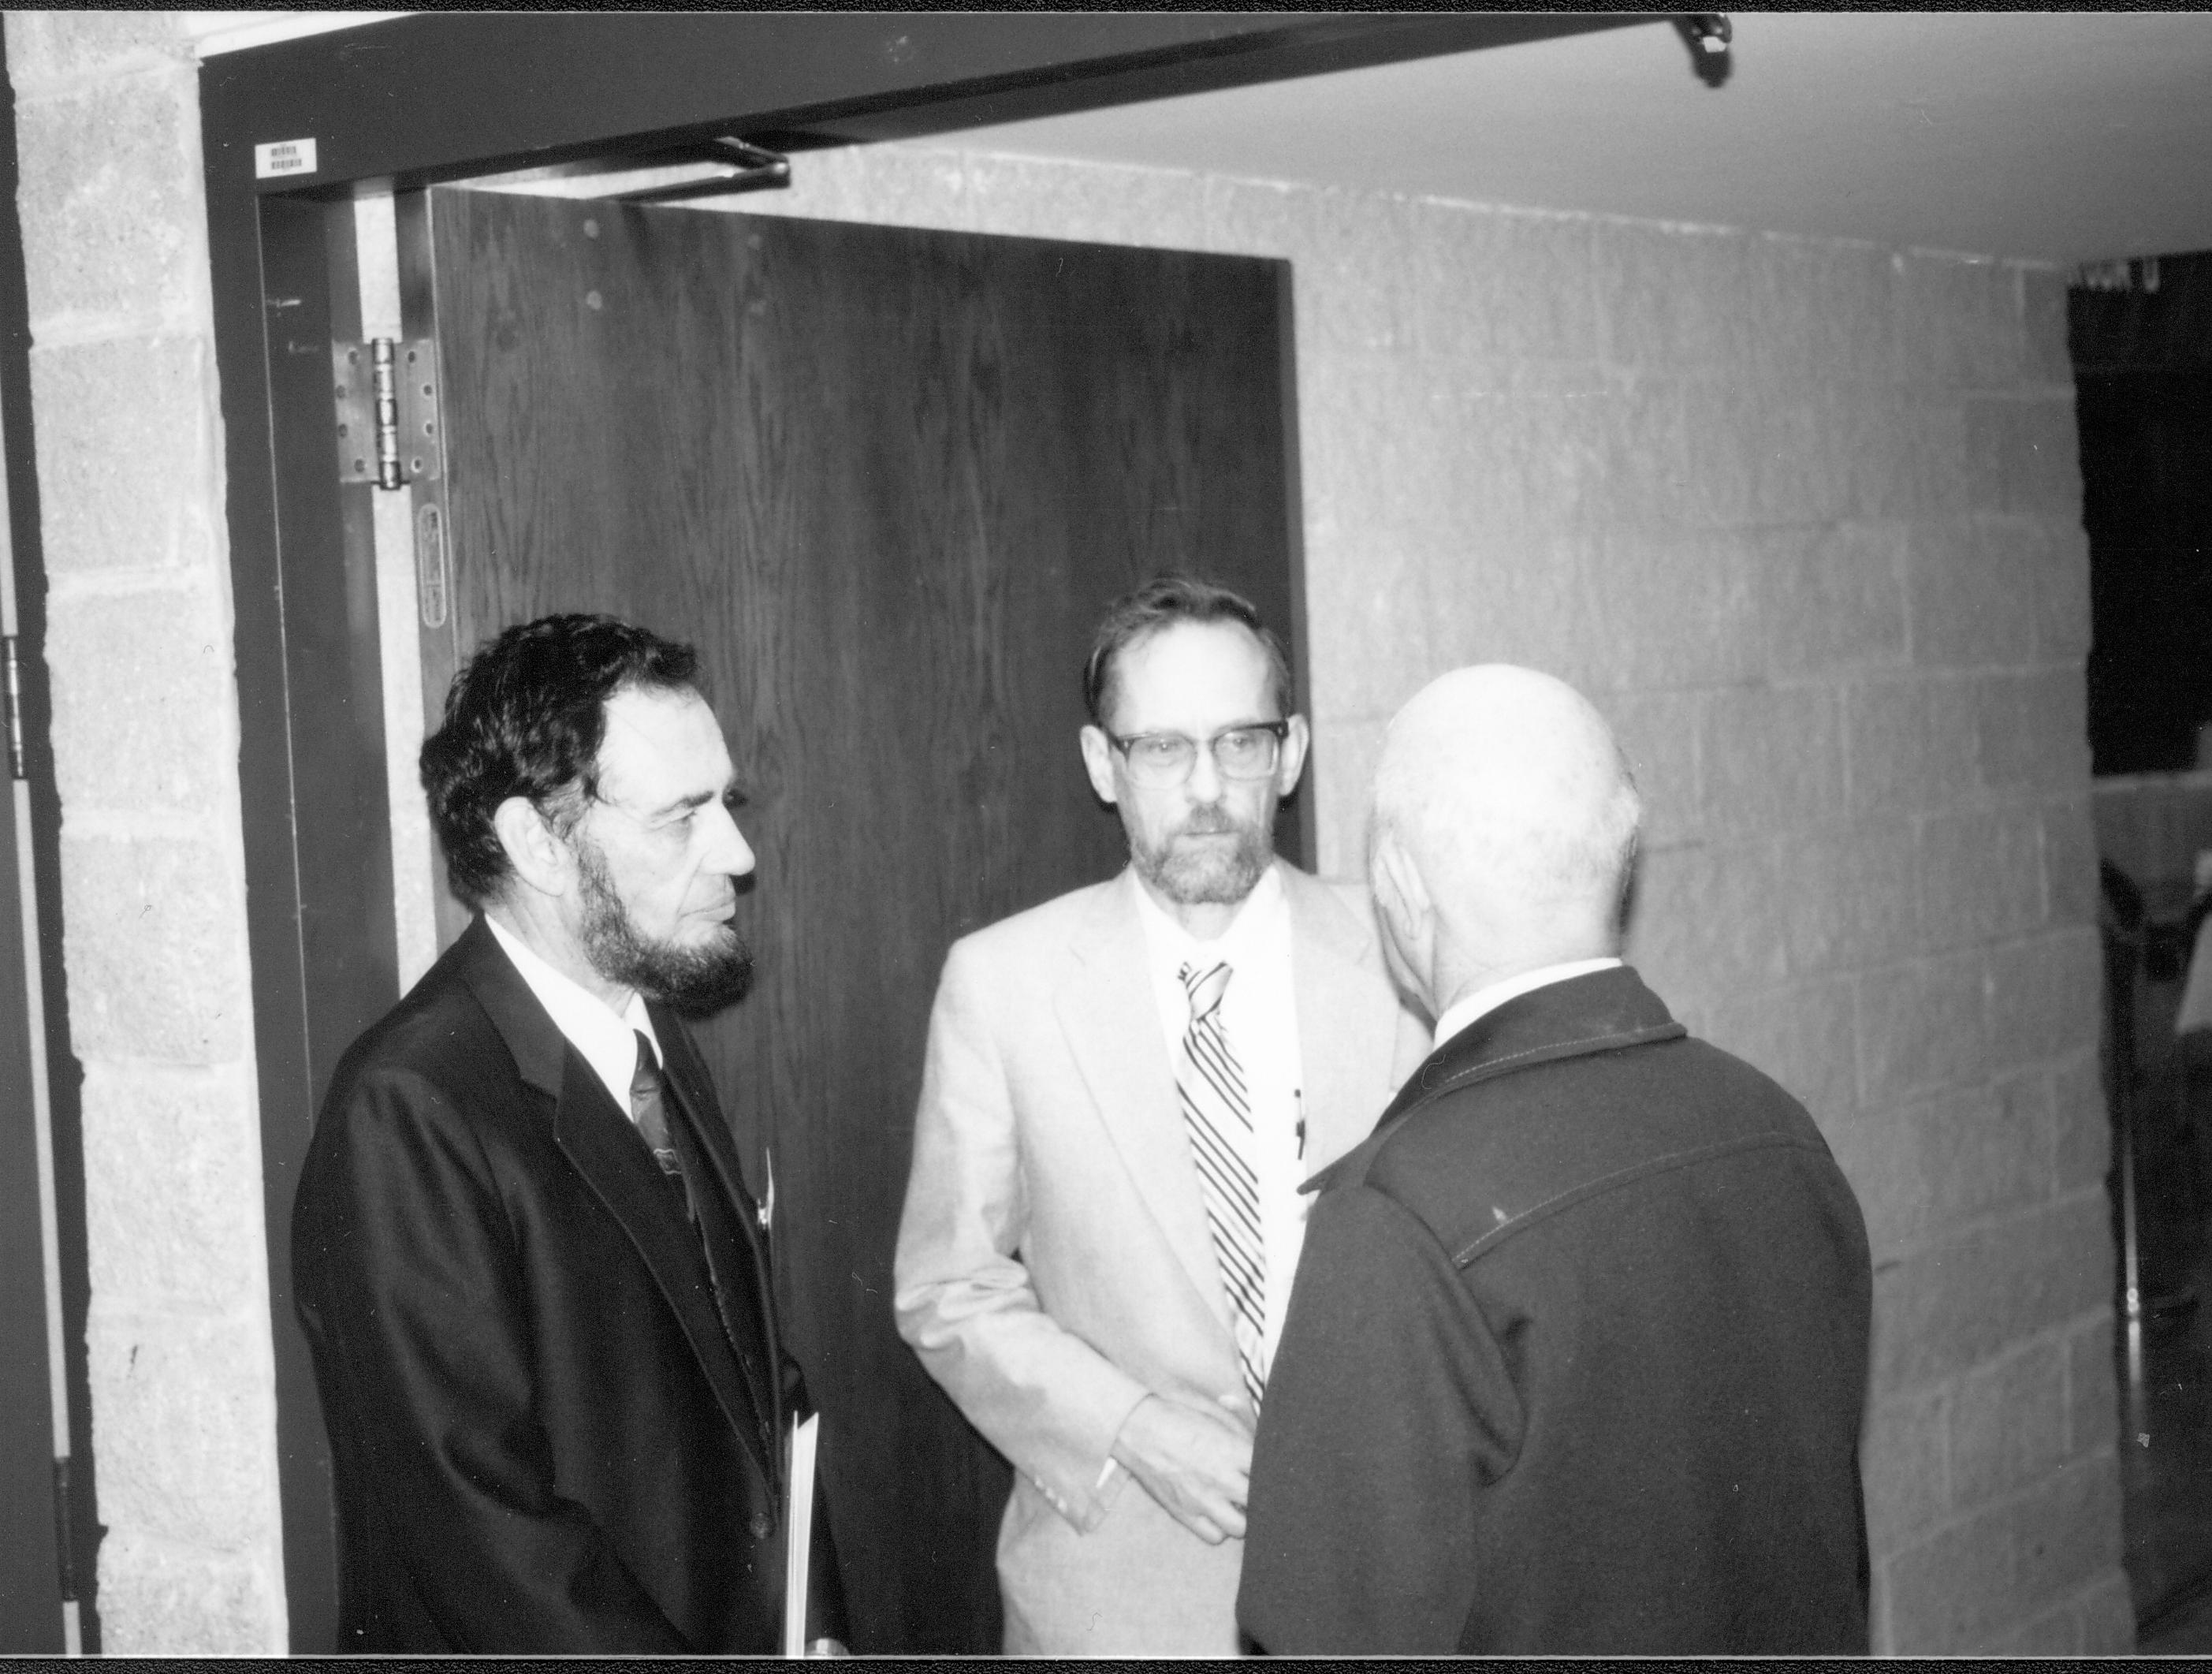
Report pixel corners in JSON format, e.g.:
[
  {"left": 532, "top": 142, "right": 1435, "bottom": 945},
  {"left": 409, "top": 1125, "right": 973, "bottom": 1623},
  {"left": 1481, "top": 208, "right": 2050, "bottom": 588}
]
[
  {"left": 458, "top": 919, "right": 775, "bottom": 1489},
  {"left": 548, "top": 1059, "right": 773, "bottom": 1467},
  {"left": 652, "top": 1013, "right": 765, "bottom": 1240},
  {"left": 1055, "top": 871, "right": 1226, "bottom": 1325},
  {"left": 650, "top": 1009, "right": 784, "bottom": 1441}
]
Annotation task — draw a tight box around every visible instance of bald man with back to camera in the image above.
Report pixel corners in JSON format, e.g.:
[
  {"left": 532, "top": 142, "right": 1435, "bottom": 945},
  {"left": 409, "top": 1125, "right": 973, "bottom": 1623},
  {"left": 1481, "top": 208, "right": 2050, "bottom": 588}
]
[{"left": 1238, "top": 664, "right": 1873, "bottom": 1656}]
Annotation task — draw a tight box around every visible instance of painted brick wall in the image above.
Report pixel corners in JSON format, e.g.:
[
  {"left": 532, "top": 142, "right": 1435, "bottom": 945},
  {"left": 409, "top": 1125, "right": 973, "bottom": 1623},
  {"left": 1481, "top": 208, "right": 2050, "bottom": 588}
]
[
  {"left": 663, "top": 144, "right": 2126, "bottom": 1654},
  {"left": 4, "top": 10, "right": 285, "bottom": 1653}
]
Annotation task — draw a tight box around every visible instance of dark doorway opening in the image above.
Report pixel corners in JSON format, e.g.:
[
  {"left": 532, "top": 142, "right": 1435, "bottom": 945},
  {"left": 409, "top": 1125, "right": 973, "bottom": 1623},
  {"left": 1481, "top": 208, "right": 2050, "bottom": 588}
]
[
  {"left": 2078, "top": 252, "right": 2212, "bottom": 776},
  {"left": 2076, "top": 250, "right": 2212, "bottom": 1649}
]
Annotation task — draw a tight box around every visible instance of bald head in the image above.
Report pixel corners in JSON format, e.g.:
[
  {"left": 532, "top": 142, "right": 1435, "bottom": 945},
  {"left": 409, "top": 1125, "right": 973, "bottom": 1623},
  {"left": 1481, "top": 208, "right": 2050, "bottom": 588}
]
[{"left": 1369, "top": 665, "right": 1640, "bottom": 1016}]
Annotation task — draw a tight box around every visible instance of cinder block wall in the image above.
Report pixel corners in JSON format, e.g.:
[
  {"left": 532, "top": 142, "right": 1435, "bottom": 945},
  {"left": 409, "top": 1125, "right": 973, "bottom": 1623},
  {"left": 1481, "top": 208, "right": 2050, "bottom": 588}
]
[
  {"left": 5, "top": 11, "right": 286, "bottom": 1653},
  {"left": 702, "top": 146, "right": 2127, "bottom": 1654},
  {"left": 3, "top": 10, "right": 2122, "bottom": 1653}
]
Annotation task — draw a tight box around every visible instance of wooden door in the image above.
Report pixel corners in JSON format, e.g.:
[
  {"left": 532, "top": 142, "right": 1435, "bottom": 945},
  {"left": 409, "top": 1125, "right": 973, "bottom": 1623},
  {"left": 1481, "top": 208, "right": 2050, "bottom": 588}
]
[{"left": 404, "top": 186, "right": 1302, "bottom": 1651}]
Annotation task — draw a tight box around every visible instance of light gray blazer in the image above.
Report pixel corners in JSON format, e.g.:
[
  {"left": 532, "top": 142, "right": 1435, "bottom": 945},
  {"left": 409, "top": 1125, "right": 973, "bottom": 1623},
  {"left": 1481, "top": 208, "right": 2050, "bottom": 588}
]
[{"left": 893, "top": 862, "right": 1428, "bottom": 1655}]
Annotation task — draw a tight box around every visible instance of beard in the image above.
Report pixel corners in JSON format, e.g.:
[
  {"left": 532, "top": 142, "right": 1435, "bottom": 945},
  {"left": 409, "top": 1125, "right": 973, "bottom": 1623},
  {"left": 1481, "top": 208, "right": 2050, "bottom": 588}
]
[
  {"left": 1129, "top": 800, "right": 1275, "bottom": 907},
  {"left": 574, "top": 839, "right": 754, "bottom": 1017}
]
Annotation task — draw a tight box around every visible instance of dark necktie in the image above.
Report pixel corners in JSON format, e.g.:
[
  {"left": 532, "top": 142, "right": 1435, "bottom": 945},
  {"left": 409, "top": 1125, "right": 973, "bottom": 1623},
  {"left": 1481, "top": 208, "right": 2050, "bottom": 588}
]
[
  {"left": 632, "top": 1028, "right": 778, "bottom": 1458},
  {"left": 631, "top": 1030, "right": 693, "bottom": 1216}
]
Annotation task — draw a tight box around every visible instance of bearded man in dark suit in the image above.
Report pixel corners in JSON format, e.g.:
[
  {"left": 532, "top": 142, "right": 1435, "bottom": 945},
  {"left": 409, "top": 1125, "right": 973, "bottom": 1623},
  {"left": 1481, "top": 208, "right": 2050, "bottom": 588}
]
[
  {"left": 293, "top": 613, "right": 844, "bottom": 1653},
  {"left": 1238, "top": 663, "right": 1871, "bottom": 1656}
]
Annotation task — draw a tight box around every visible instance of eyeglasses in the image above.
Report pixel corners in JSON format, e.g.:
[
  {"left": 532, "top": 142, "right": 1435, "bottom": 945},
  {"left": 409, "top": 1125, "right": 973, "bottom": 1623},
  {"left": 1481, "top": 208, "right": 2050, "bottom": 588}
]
[{"left": 1106, "top": 721, "right": 1290, "bottom": 788}]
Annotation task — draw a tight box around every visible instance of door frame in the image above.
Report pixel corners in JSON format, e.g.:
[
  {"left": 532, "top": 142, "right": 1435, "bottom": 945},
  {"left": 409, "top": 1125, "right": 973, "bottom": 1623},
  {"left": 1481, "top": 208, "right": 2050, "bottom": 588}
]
[
  {"left": 198, "top": 12, "right": 1658, "bottom": 1648},
  {"left": 1, "top": 28, "right": 90, "bottom": 1651}
]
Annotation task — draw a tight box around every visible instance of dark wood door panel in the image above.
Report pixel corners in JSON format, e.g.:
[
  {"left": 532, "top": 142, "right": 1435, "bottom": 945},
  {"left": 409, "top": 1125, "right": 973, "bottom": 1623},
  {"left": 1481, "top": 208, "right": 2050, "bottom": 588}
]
[{"left": 419, "top": 185, "right": 1296, "bottom": 1650}]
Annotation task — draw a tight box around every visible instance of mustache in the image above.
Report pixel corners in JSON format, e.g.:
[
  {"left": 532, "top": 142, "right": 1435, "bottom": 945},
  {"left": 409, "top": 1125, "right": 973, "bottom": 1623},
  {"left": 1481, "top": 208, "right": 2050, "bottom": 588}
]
[{"left": 1176, "top": 804, "right": 1253, "bottom": 838}]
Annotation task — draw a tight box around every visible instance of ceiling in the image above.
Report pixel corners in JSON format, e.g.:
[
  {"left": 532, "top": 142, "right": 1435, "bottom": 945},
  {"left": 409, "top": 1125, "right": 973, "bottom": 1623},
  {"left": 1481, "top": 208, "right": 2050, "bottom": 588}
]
[{"left": 936, "top": 12, "right": 2212, "bottom": 268}]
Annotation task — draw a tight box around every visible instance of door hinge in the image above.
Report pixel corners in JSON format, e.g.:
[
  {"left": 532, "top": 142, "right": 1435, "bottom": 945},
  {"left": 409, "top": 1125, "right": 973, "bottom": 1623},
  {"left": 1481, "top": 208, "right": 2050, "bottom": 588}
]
[
  {"left": 3, "top": 636, "right": 24, "bottom": 782},
  {"left": 334, "top": 338, "right": 441, "bottom": 489}
]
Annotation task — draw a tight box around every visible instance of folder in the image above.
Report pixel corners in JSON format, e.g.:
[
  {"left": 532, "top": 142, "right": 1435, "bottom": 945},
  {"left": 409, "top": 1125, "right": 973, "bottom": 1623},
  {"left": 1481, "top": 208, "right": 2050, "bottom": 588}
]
[{"left": 782, "top": 1411, "right": 820, "bottom": 1658}]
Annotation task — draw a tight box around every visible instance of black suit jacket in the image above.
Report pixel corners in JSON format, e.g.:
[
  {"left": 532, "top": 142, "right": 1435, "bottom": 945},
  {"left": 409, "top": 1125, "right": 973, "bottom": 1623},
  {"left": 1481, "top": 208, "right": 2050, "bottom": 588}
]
[
  {"left": 293, "top": 917, "right": 844, "bottom": 1652},
  {"left": 1239, "top": 966, "right": 1871, "bottom": 1655}
]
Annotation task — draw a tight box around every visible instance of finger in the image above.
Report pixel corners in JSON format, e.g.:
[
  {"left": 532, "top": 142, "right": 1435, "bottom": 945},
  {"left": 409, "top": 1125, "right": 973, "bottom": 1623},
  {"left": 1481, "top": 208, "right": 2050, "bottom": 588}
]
[
  {"left": 1188, "top": 1485, "right": 1246, "bottom": 1538},
  {"left": 1183, "top": 1512, "right": 1226, "bottom": 1545},
  {"left": 1200, "top": 1453, "right": 1250, "bottom": 1497}
]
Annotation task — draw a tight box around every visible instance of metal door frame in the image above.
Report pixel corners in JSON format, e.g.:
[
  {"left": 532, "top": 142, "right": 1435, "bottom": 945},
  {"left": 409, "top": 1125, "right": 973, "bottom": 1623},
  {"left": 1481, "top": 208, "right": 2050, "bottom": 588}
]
[{"left": 197, "top": 13, "right": 1657, "bottom": 1647}]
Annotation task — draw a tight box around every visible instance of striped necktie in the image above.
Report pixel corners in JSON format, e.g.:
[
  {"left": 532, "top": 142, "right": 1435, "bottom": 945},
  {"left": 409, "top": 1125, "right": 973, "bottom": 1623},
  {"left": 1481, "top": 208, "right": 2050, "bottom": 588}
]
[{"left": 1177, "top": 959, "right": 1267, "bottom": 1412}]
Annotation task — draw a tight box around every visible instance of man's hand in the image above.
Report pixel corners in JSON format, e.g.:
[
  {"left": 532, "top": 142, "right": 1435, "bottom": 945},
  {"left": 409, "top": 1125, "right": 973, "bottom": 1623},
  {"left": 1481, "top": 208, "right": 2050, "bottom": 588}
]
[{"left": 1109, "top": 1393, "right": 1255, "bottom": 1544}]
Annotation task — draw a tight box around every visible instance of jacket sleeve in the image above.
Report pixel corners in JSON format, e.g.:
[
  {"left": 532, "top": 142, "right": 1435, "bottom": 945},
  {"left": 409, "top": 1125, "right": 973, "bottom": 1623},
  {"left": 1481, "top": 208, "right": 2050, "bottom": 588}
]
[
  {"left": 1237, "top": 1180, "right": 1519, "bottom": 1655},
  {"left": 891, "top": 938, "right": 1153, "bottom": 1530},
  {"left": 295, "top": 1065, "right": 688, "bottom": 1652}
]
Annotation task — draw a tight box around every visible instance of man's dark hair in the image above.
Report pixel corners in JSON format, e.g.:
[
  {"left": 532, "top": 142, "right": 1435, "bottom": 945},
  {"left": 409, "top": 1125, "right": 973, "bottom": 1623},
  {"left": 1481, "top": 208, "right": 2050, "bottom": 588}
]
[
  {"left": 420, "top": 613, "right": 700, "bottom": 908},
  {"left": 1082, "top": 575, "right": 1294, "bottom": 731}
]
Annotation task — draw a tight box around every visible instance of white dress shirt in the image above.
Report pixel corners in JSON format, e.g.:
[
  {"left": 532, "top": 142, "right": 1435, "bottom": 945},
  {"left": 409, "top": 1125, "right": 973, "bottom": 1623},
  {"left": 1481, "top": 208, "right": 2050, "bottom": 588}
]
[
  {"left": 1132, "top": 863, "right": 1308, "bottom": 1367},
  {"left": 485, "top": 915, "right": 661, "bottom": 1120},
  {"left": 1430, "top": 956, "right": 1624, "bottom": 1052}
]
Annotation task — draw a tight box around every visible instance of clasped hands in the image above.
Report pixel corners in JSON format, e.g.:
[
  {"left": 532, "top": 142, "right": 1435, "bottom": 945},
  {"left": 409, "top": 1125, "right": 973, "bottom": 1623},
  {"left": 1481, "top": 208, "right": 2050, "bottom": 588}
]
[{"left": 1109, "top": 1391, "right": 1255, "bottom": 1545}]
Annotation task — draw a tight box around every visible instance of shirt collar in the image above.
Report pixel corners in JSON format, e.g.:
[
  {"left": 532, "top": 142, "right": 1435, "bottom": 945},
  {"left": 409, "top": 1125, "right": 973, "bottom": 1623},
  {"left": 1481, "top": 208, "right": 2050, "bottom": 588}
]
[
  {"left": 1431, "top": 956, "right": 1623, "bottom": 1051},
  {"left": 484, "top": 914, "right": 661, "bottom": 1115}
]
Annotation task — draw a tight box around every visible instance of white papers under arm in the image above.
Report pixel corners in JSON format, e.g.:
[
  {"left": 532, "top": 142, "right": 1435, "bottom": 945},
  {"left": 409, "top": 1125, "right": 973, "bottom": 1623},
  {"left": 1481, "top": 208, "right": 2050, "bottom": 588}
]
[{"left": 782, "top": 1411, "right": 819, "bottom": 1658}]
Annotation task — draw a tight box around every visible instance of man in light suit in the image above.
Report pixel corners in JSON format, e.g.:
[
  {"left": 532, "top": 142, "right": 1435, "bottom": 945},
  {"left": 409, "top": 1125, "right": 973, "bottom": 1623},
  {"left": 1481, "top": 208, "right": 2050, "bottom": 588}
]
[
  {"left": 894, "top": 576, "right": 1427, "bottom": 1655},
  {"left": 294, "top": 614, "right": 843, "bottom": 1652}
]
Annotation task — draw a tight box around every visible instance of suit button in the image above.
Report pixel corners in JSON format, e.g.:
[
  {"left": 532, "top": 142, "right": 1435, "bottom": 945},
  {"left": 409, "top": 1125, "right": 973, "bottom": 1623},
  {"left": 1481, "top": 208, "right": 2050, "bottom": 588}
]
[{"left": 751, "top": 1511, "right": 773, "bottom": 1541}]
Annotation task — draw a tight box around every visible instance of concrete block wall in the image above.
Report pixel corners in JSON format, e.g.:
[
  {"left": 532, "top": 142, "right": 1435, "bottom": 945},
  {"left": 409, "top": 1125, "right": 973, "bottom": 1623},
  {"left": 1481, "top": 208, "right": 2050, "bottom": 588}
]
[
  {"left": 662, "top": 145, "right": 2124, "bottom": 1653},
  {"left": 5, "top": 10, "right": 285, "bottom": 1653},
  {"left": 2, "top": 14, "right": 2121, "bottom": 1651}
]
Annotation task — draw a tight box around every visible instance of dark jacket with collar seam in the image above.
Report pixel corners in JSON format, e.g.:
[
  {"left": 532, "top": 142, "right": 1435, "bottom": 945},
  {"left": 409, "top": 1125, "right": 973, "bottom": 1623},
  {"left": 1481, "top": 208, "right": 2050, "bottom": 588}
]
[
  {"left": 1238, "top": 964, "right": 1872, "bottom": 1657},
  {"left": 293, "top": 916, "right": 844, "bottom": 1653}
]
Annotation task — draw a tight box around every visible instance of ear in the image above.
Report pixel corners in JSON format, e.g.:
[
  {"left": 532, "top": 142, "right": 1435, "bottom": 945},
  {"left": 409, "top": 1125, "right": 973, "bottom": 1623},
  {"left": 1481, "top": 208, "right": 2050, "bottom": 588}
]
[
  {"left": 1273, "top": 714, "right": 1312, "bottom": 798},
  {"left": 1369, "top": 829, "right": 1430, "bottom": 967},
  {"left": 491, "top": 795, "right": 577, "bottom": 900},
  {"left": 1078, "top": 725, "right": 1122, "bottom": 807}
]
